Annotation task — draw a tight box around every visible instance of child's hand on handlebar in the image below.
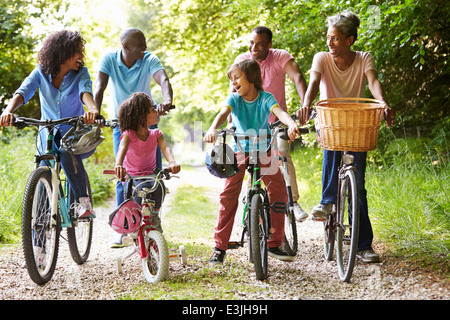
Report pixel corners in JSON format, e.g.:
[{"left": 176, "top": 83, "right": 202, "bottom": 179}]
[
  {"left": 168, "top": 161, "right": 181, "bottom": 174},
  {"left": 203, "top": 128, "right": 216, "bottom": 144},
  {"left": 114, "top": 164, "right": 127, "bottom": 180},
  {"left": 287, "top": 124, "right": 300, "bottom": 141}
]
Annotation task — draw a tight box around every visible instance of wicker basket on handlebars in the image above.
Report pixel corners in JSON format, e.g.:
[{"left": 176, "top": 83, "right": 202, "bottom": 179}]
[{"left": 315, "top": 98, "right": 386, "bottom": 152}]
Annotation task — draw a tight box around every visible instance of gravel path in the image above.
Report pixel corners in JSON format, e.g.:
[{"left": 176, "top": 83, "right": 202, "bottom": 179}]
[{"left": 0, "top": 165, "right": 448, "bottom": 300}]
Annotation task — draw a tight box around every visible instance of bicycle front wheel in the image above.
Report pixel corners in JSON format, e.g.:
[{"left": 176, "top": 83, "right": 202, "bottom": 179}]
[
  {"left": 22, "top": 167, "right": 60, "bottom": 285},
  {"left": 141, "top": 229, "right": 169, "bottom": 283},
  {"left": 336, "top": 169, "right": 360, "bottom": 282},
  {"left": 249, "top": 194, "right": 268, "bottom": 280},
  {"left": 282, "top": 206, "right": 298, "bottom": 256},
  {"left": 67, "top": 174, "right": 93, "bottom": 264}
]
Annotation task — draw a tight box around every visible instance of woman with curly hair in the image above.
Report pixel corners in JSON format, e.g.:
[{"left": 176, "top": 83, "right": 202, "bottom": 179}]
[
  {"left": 114, "top": 92, "right": 180, "bottom": 230},
  {"left": 0, "top": 30, "right": 100, "bottom": 218}
]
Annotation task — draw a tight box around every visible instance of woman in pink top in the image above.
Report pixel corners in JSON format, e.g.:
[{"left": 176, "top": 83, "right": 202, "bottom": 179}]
[
  {"left": 297, "top": 11, "right": 395, "bottom": 263},
  {"left": 114, "top": 92, "right": 180, "bottom": 218}
]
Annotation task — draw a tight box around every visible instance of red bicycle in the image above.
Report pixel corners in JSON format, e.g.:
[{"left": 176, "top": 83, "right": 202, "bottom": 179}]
[{"left": 103, "top": 168, "right": 186, "bottom": 283}]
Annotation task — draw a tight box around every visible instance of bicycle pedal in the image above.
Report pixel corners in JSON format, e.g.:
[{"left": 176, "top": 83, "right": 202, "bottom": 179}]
[
  {"left": 227, "top": 241, "right": 242, "bottom": 249},
  {"left": 311, "top": 216, "right": 326, "bottom": 222}
]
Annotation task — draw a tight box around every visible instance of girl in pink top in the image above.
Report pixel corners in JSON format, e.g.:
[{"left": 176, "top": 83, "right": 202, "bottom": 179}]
[{"left": 114, "top": 92, "right": 180, "bottom": 215}]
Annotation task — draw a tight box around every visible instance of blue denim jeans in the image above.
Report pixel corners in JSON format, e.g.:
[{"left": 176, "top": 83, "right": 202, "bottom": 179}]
[
  {"left": 321, "top": 150, "right": 373, "bottom": 251},
  {"left": 43, "top": 132, "right": 95, "bottom": 201},
  {"left": 113, "top": 125, "right": 162, "bottom": 207}
]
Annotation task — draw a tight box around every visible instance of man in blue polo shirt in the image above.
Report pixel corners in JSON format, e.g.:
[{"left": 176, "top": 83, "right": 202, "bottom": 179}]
[{"left": 94, "top": 28, "right": 173, "bottom": 214}]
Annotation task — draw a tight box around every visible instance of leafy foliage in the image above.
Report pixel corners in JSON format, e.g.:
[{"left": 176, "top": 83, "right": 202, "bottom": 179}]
[
  {"left": 129, "top": 0, "right": 449, "bottom": 131},
  {"left": 0, "top": 0, "right": 64, "bottom": 118}
]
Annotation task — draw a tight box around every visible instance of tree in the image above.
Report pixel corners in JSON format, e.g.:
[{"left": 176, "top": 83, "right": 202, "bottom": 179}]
[
  {"left": 129, "top": 0, "right": 449, "bottom": 132},
  {"left": 0, "top": 0, "right": 64, "bottom": 119}
]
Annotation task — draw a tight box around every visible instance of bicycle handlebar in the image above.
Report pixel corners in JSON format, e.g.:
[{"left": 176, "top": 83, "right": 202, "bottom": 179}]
[
  {"left": 210, "top": 127, "right": 275, "bottom": 156},
  {"left": 12, "top": 115, "right": 83, "bottom": 129},
  {"left": 268, "top": 114, "right": 310, "bottom": 136},
  {"left": 103, "top": 105, "right": 176, "bottom": 129},
  {"left": 103, "top": 167, "right": 174, "bottom": 181}
]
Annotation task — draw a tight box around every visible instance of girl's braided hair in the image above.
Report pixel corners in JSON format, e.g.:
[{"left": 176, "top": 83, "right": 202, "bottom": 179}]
[{"left": 118, "top": 92, "right": 154, "bottom": 132}]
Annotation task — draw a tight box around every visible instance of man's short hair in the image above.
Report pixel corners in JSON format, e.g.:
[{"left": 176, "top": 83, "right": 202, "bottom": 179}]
[{"left": 252, "top": 26, "right": 272, "bottom": 43}]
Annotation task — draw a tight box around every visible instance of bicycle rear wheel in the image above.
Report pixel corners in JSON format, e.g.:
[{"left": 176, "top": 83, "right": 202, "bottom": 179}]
[
  {"left": 22, "top": 168, "right": 60, "bottom": 285},
  {"left": 141, "top": 229, "right": 169, "bottom": 283},
  {"left": 249, "top": 194, "right": 268, "bottom": 280},
  {"left": 336, "top": 169, "right": 360, "bottom": 282},
  {"left": 67, "top": 174, "right": 93, "bottom": 264},
  {"left": 282, "top": 207, "right": 298, "bottom": 256}
]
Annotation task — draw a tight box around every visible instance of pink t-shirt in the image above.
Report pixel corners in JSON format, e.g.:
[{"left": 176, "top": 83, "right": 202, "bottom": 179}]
[
  {"left": 122, "top": 129, "right": 162, "bottom": 176},
  {"left": 310, "top": 51, "right": 376, "bottom": 99},
  {"left": 235, "top": 49, "right": 294, "bottom": 122}
]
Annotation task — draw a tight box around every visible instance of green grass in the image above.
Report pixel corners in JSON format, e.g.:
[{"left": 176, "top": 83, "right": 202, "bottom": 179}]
[
  {"left": 0, "top": 127, "right": 115, "bottom": 243},
  {"left": 367, "top": 151, "right": 449, "bottom": 259},
  {"left": 291, "top": 137, "right": 449, "bottom": 265},
  {"left": 0, "top": 129, "right": 35, "bottom": 243}
]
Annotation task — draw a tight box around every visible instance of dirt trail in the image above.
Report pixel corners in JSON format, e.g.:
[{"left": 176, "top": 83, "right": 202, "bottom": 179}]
[{"left": 0, "top": 164, "right": 448, "bottom": 300}]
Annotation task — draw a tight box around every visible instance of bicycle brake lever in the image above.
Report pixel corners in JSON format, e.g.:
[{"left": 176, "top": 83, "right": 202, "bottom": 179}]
[{"left": 13, "top": 118, "right": 28, "bottom": 129}]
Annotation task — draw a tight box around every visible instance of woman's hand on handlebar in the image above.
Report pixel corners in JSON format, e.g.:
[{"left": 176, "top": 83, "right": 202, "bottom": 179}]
[
  {"left": 83, "top": 110, "right": 100, "bottom": 125},
  {"left": 0, "top": 112, "right": 14, "bottom": 127},
  {"left": 384, "top": 105, "right": 395, "bottom": 128}
]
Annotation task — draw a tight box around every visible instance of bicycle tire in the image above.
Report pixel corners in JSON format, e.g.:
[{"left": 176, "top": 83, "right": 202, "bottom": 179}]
[
  {"left": 282, "top": 207, "right": 298, "bottom": 256},
  {"left": 249, "top": 194, "right": 268, "bottom": 280},
  {"left": 141, "top": 229, "right": 169, "bottom": 283},
  {"left": 22, "top": 167, "right": 60, "bottom": 285},
  {"left": 67, "top": 174, "right": 93, "bottom": 264},
  {"left": 336, "top": 169, "right": 360, "bottom": 282},
  {"left": 323, "top": 213, "right": 335, "bottom": 261}
]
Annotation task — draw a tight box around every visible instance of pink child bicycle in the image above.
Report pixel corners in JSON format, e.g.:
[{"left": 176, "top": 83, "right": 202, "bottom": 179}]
[{"left": 103, "top": 168, "right": 186, "bottom": 283}]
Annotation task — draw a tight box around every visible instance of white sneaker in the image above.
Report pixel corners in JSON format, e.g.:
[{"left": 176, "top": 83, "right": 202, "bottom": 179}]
[
  {"left": 311, "top": 203, "right": 333, "bottom": 221},
  {"left": 77, "top": 197, "right": 96, "bottom": 218},
  {"left": 293, "top": 203, "right": 308, "bottom": 222}
]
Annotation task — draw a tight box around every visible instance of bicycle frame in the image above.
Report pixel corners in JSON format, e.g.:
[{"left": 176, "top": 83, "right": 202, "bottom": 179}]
[
  {"left": 14, "top": 115, "right": 96, "bottom": 284},
  {"left": 30, "top": 119, "right": 81, "bottom": 229},
  {"left": 104, "top": 169, "right": 171, "bottom": 258},
  {"left": 221, "top": 128, "right": 281, "bottom": 247}
]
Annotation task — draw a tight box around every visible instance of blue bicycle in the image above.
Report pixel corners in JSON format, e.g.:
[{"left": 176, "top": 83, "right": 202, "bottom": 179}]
[{"left": 13, "top": 116, "right": 101, "bottom": 285}]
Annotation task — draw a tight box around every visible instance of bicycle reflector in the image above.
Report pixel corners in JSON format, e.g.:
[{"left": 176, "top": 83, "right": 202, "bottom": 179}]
[
  {"left": 205, "top": 143, "right": 238, "bottom": 179},
  {"left": 109, "top": 199, "right": 142, "bottom": 234}
]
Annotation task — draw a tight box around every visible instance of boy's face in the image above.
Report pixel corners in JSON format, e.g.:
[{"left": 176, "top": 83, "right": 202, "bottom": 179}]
[{"left": 229, "top": 68, "right": 257, "bottom": 100}]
